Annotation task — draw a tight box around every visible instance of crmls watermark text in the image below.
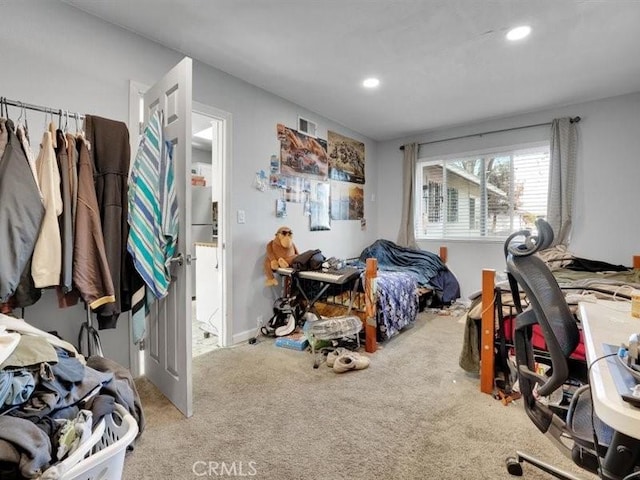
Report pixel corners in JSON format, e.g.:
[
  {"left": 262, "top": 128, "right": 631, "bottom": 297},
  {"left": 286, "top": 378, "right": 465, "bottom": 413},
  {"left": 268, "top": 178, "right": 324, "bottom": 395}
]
[{"left": 192, "top": 461, "right": 258, "bottom": 477}]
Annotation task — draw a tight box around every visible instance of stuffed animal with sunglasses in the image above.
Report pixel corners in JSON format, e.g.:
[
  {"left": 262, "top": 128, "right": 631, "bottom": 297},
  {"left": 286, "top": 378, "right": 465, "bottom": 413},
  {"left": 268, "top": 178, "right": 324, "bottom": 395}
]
[{"left": 264, "top": 226, "right": 299, "bottom": 286}]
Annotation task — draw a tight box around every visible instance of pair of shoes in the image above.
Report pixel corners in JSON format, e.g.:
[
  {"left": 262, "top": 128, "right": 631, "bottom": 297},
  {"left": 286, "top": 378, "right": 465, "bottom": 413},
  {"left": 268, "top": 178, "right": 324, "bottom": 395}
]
[
  {"left": 334, "top": 352, "right": 370, "bottom": 373},
  {"left": 326, "top": 347, "right": 349, "bottom": 368},
  {"left": 332, "top": 351, "right": 370, "bottom": 373}
]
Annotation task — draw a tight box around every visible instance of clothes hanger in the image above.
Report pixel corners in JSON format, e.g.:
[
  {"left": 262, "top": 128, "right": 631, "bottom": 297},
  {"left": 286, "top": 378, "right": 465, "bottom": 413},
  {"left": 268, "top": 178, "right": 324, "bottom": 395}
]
[
  {"left": 2, "top": 98, "right": 14, "bottom": 131},
  {"left": 2, "top": 97, "right": 11, "bottom": 120},
  {"left": 14, "top": 102, "right": 31, "bottom": 142},
  {"left": 48, "top": 109, "right": 59, "bottom": 148},
  {"left": 23, "top": 104, "right": 29, "bottom": 139},
  {"left": 16, "top": 101, "right": 24, "bottom": 126}
]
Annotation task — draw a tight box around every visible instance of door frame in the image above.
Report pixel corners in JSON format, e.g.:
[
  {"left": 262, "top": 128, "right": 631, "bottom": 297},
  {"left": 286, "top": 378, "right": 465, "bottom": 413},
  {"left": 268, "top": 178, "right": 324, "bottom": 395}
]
[
  {"left": 127, "top": 82, "right": 233, "bottom": 376},
  {"left": 193, "top": 101, "right": 233, "bottom": 348}
]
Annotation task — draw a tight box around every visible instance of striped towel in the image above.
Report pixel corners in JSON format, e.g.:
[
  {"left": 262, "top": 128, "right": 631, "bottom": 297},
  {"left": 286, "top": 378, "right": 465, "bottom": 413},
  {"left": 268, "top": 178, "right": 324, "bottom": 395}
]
[{"left": 127, "top": 110, "right": 179, "bottom": 300}]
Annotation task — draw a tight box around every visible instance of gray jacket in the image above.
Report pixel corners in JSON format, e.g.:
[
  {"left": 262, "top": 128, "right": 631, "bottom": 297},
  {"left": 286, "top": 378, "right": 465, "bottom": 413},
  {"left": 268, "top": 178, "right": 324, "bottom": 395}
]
[{"left": 0, "top": 120, "right": 44, "bottom": 302}]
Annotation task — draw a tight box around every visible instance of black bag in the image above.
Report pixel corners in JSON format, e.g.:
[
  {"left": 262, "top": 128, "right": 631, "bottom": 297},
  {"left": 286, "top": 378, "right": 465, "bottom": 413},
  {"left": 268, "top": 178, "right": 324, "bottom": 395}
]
[{"left": 291, "top": 249, "right": 325, "bottom": 271}]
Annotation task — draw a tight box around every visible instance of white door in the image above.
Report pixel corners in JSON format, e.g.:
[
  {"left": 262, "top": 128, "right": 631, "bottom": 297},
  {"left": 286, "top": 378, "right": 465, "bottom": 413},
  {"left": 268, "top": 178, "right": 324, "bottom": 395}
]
[{"left": 142, "top": 57, "right": 193, "bottom": 417}]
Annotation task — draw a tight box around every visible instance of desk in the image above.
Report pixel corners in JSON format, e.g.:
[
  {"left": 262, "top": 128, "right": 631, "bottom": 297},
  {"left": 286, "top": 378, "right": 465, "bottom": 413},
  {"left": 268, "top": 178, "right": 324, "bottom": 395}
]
[
  {"left": 276, "top": 267, "right": 361, "bottom": 319},
  {"left": 579, "top": 300, "right": 640, "bottom": 438},
  {"left": 579, "top": 300, "right": 640, "bottom": 478},
  {"left": 277, "top": 267, "right": 363, "bottom": 367}
]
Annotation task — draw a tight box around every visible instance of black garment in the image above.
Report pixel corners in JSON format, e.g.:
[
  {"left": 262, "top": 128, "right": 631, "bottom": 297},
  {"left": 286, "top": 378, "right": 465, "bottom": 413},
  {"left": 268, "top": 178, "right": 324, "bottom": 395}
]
[
  {"left": 85, "top": 115, "right": 143, "bottom": 329},
  {"left": 55, "top": 130, "right": 73, "bottom": 293},
  {"left": 566, "top": 257, "right": 630, "bottom": 273},
  {"left": 0, "top": 120, "right": 44, "bottom": 302}
]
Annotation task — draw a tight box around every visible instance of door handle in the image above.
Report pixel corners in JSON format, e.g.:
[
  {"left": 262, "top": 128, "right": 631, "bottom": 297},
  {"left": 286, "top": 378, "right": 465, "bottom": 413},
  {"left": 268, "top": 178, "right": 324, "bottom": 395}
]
[
  {"left": 169, "top": 253, "right": 184, "bottom": 266},
  {"left": 186, "top": 254, "right": 196, "bottom": 265}
]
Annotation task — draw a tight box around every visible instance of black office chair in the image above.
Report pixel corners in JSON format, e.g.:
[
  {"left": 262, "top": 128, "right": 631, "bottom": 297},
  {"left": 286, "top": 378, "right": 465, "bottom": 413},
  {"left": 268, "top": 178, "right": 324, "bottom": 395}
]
[{"left": 504, "top": 219, "right": 639, "bottom": 479}]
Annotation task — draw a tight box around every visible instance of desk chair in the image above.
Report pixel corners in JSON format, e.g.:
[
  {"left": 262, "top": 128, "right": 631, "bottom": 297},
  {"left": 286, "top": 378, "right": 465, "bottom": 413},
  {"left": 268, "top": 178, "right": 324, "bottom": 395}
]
[{"left": 504, "top": 219, "right": 638, "bottom": 479}]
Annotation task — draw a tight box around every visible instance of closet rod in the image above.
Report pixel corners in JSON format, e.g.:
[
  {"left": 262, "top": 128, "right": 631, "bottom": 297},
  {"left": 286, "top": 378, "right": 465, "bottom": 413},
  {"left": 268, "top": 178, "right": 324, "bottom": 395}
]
[
  {"left": 399, "top": 116, "right": 581, "bottom": 150},
  {"left": 2, "top": 97, "right": 85, "bottom": 120}
]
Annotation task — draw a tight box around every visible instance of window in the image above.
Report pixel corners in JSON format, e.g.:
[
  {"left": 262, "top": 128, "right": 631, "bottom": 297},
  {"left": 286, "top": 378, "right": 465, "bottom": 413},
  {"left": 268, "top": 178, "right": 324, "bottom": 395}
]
[
  {"left": 469, "top": 197, "right": 478, "bottom": 230},
  {"left": 424, "top": 180, "right": 442, "bottom": 222},
  {"left": 415, "top": 143, "right": 550, "bottom": 239},
  {"left": 447, "top": 187, "right": 458, "bottom": 223}
]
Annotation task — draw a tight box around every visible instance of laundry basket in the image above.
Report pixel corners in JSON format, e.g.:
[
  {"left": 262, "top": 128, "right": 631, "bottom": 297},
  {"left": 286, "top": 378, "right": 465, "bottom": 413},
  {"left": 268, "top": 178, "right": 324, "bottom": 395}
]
[{"left": 59, "top": 403, "right": 139, "bottom": 480}]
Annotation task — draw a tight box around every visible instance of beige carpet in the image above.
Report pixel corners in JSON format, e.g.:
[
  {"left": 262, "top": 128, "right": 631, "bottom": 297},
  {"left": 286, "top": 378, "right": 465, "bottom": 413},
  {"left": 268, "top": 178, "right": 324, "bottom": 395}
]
[{"left": 123, "top": 311, "right": 597, "bottom": 480}]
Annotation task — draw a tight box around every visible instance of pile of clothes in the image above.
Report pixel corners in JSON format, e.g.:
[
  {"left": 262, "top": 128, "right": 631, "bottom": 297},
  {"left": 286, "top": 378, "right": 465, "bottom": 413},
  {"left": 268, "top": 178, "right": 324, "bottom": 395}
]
[{"left": 0, "top": 313, "right": 144, "bottom": 479}]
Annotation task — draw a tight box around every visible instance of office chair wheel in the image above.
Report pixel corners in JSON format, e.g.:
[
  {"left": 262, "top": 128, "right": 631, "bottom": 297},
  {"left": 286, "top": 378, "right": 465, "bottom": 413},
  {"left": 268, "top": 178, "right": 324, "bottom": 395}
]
[{"left": 506, "top": 457, "right": 523, "bottom": 476}]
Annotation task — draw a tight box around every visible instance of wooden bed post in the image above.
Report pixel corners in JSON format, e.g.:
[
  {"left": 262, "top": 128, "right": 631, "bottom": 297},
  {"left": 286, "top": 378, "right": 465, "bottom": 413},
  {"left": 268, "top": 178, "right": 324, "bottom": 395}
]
[
  {"left": 480, "top": 269, "right": 496, "bottom": 394},
  {"left": 365, "top": 258, "right": 378, "bottom": 353},
  {"left": 439, "top": 246, "right": 448, "bottom": 264},
  {"left": 633, "top": 255, "right": 640, "bottom": 269}
]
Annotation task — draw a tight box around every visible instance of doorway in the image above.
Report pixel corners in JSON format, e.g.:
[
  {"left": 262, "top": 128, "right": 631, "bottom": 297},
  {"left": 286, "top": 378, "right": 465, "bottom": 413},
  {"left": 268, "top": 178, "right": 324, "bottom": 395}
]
[{"left": 191, "top": 107, "right": 228, "bottom": 357}]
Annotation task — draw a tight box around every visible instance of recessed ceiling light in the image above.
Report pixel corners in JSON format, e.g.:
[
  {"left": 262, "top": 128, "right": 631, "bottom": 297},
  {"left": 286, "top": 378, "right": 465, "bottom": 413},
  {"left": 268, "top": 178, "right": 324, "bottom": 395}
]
[
  {"left": 362, "top": 77, "right": 380, "bottom": 88},
  {"left": 506, "top": 25, "right": 531, "bottom": 41}
]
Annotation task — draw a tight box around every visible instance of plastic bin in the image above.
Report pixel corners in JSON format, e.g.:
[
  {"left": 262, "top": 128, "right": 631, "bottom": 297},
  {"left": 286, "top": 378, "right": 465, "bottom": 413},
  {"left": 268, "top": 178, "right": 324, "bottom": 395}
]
[{"left": 55, "top": 404, "right": 139, "bottom": 480}]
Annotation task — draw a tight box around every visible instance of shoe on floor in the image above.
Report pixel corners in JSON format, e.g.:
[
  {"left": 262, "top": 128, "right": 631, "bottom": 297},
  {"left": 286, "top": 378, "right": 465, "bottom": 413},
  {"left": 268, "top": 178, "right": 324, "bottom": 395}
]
[
  {"left": 326, "top": 347, "right": 349, "bottom": 368},
  {"left": 333, "top": 352, "right": 370, "bottom": 373}
]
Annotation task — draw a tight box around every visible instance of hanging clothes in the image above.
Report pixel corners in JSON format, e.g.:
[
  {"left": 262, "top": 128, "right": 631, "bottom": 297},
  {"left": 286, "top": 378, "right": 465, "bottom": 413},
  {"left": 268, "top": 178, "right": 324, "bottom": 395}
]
[
  {"left": 0, "top": 119, "right": 45, "bottom": 302},
  {"left": 72, "top": 136, "right": 115, "bottom": 310},
  {"left": 31, "top": 130, "right": 63, "bottom": 289},
  {"left": 16, "top": 124, "right": 41, "bottom": 199},
  {"left": 0, "top": 118, "right": 8, "bottom": 160},
  {"left": 66, "top": 132, "right": 79, "bottom": 230},
  {"left": 56, "top": 133, "right": 81, "bottom": 307},
  {"left": 56, "top": 129, "right": 73, "bottom": 293},
  {"left": 84, "top": 115, "right": 142, "bottom": 329},
  {"left": 127, "top": 109, "right": 179, "bottom": 300},
  {"left": 9, "top": 123, "right": 43, "bottom": 308}
]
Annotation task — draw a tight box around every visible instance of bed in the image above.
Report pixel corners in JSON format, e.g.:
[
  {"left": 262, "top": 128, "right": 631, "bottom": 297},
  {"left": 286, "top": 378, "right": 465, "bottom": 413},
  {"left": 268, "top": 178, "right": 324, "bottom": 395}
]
[
  {"left": 311, "top": 239, "right": 461, "bottom": 343},
  {"left": 460, "top": 249, "right": 640, "bottom": 394}
]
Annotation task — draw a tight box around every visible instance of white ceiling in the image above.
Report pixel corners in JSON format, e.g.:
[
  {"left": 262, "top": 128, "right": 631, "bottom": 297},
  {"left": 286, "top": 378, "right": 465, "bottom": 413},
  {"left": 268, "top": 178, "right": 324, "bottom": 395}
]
[{"left": 64, "top": 0, "right": 640, "bottom": 141}]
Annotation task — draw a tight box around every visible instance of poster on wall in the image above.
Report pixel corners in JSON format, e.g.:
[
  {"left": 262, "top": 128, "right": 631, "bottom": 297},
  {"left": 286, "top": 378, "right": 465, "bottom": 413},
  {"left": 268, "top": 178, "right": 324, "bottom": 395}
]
[
  {"left": 330, "top": 181, "right": 364, "bottom": 220},
  {"left": 310, "top": 182, "right": 331, "bottom": 231},
  {"left": 277, "top": 123, "right": 329, "bottom": 180},
  {"left": 269, "top": 174, "right": 310, "bottom": 203},
  {"left": 327, "top": 130, "right": 365, "bottom": 184}
]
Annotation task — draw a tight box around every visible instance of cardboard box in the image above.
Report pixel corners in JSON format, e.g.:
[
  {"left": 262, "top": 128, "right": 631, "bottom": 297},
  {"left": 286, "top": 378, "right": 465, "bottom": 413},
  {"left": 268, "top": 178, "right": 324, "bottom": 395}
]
[{"left": 275, "top": 331, "right": 309, "bottom": 351}]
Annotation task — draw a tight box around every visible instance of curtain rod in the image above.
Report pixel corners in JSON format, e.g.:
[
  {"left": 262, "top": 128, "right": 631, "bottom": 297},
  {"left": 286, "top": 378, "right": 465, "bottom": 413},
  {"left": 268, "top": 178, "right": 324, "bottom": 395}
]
[
  {"left": 399, "top": 116, "right": 581, "bottom": 151},
  {"left": 1, "top": 97, "right": 85, "bottom": 120}
]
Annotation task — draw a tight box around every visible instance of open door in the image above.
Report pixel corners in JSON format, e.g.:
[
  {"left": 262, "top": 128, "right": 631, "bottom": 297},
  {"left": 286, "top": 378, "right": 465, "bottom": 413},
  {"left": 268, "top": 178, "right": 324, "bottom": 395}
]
[{"left": 142, "top": 57, "right": 193, "bottom": 417}]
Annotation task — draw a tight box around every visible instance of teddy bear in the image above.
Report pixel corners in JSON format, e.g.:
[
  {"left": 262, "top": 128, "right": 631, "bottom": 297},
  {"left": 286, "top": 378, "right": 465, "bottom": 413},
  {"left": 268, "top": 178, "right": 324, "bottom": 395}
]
[{"left": 264, "top": 226, "right": 299, "bottom": 286}]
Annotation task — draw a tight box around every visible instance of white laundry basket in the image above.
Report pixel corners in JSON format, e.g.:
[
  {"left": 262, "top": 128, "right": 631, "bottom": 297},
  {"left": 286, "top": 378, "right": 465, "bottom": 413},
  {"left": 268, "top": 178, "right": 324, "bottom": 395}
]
[{"left": 59, "top": 403, "right": 139, "bottom": 480}]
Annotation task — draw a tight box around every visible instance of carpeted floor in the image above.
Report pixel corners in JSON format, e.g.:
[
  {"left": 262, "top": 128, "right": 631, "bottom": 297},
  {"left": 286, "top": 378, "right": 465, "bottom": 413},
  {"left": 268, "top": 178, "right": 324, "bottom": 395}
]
[{"left": 123, "top": 311, "right": 597, "bottom": 480}]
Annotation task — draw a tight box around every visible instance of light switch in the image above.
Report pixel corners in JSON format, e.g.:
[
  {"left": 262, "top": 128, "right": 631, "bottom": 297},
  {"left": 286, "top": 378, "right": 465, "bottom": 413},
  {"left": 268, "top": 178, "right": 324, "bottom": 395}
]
[{"left": 237, "top": 209, "right": 246, "bottom": 224}]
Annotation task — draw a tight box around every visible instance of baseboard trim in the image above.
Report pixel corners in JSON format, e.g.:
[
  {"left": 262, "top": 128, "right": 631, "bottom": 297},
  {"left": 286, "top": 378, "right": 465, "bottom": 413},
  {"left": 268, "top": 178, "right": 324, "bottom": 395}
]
[{"left": 232, "top": 328, "right": 259, "bottom": 345}]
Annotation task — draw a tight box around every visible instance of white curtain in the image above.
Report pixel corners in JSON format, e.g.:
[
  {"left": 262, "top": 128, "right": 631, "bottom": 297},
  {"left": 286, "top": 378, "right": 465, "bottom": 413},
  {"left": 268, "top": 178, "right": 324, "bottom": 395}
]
[
  {"left": 547, "top": 118, "right": 577, "bottom": 246},
  {"left": 397, "top": 142, "right": 417, "bottom": 248}
]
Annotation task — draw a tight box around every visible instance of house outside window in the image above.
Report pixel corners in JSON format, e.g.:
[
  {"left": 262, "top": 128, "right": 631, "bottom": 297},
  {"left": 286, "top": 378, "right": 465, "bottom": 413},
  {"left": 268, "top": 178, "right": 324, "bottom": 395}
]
[
  {"left": 426, "top": 180, "right": 442, "bottom": 223},
  {"left": 469, "top": 197, "right": 478, "bottom": 230},
  {"left": 415, "top": 143, "right": 550, "bottom": 240},
  {"left": 447, "top": 187, "right": 458, "bottom": 223}
]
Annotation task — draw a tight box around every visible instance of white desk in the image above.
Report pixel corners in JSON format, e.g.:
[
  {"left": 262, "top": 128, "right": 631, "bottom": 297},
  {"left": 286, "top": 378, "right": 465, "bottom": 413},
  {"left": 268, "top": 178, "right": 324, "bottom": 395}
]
[{"left": 578, "top": 300, "right": 640, "bottom": 439}]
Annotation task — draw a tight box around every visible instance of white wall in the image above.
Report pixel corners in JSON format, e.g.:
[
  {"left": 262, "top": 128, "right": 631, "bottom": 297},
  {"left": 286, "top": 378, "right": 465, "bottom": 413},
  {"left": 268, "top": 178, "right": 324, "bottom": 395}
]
[
  {"left": 377, "top": 92, "right": 640, "bottom": 300},
  {"left": 1, "top": 1, "right": 378, "bottom": 365}
]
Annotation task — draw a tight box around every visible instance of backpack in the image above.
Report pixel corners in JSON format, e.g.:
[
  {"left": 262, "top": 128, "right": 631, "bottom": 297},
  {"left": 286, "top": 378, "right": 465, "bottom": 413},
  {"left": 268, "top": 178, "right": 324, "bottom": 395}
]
[
  {"left": 261, "top": 296, "right": 299, "bottom": 337},
  {"left": 291, "top": 249, "right": 325, "bottom": 271}
]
